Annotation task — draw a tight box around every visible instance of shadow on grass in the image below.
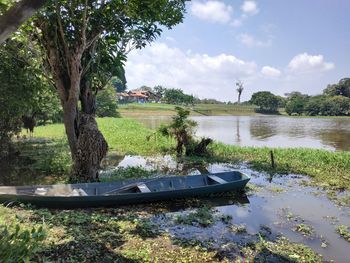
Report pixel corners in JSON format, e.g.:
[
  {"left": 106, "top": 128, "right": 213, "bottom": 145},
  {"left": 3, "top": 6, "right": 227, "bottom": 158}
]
[
  {"left": 30, "top": 208, "right": 141, "bottom": 262},
  {"left": 0, "top": 139, "right": 70, "bottom": 186}
]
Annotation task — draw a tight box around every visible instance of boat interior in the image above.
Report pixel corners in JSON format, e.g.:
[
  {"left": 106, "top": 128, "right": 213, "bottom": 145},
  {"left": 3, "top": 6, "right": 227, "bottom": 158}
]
[{"left": 0, "top": 172, "right": 247, "bottom": 197}]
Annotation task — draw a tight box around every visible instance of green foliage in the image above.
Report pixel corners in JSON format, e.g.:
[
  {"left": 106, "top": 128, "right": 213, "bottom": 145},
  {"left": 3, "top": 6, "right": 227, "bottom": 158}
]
[
  {"left": 33, "top": 0, "right": 187, "bottom": 94},
  {"left": 285, "top": 92, "right": 309, "bottom": 115},
  {"left": 211, "top": 143, "right": 350, "bottom": 190},
  {"left": 158, "top": 107, "right": 198, "bottom": 155},
  {"left": 111, "top": 76, "right": 127, "bottom": 92},
  {"left": 303, "top": 95, "right": 350, "bottom": 116},
  {"left": 0, "top": 38, "right": 57, "bottom": 156},
  {"left": 336, "top": 225, "right": 350, "bottom": 243},
  {"left": 96, "top": 84, "right": 119, "bottom": 118},
  {"left": 0, "top": 224, "right": 45, "bottom": 262},
  {"left": 163, "top": 88, "right": 195, "bottom": 105},
  {"left": 176, "top": 206, "right": 215, "bottom": 227},
  {"left": 294, "top": 224, "right": 314, "bottom": 236},
  {"left": 250, "top": 91, "right": 279, "bottom": 113},
  {"left": 323, "top": 78, "right": 350, "bottom": 98}
]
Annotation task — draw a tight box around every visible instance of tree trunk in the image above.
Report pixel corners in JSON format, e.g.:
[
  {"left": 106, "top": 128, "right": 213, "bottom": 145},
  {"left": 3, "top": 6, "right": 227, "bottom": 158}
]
[
  {"left": 0, "top": 0, "right": 47, "bottom": 44},
  {"left": 238, "top": 93, "right": 241, "bottom": 104},
  {"left": 68, "top": 80, "right": 108, "bottom": 182}
]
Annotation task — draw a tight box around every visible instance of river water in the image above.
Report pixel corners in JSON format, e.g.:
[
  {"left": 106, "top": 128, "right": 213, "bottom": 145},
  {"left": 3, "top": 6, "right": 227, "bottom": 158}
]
[
  {"left": 100, "top": 154, "right": 350, "bottom": 263},
  {"left": 134, "top": 115, "right": 350, "bottom": 151}
]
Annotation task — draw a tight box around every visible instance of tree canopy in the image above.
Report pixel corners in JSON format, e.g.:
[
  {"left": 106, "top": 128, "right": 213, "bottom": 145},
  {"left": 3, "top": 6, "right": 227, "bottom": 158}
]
[
  {"left": 22, "top": 0, "right": 188, "bottom": 181},
  {"left": 250, "top": 91, "right": 279, "bottom": 113}
]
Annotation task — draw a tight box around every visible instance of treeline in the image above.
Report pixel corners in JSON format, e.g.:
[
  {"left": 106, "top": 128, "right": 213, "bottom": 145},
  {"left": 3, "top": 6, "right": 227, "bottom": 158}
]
[
  {"left": 250, "top": 78, "right": 350, "bottom": 116},
  {"left": 139, "top": 85, "right": 226, "bottom": 105}
]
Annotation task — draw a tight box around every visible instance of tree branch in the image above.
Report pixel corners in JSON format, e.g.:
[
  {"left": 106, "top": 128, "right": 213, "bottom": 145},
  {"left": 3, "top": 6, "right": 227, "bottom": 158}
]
[{"left": 0, "top": 0, "right": 48, "bottom": 44}]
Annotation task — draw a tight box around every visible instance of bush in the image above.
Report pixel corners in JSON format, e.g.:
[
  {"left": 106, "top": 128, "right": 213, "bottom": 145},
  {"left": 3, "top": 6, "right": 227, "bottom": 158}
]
[{"left": 96, "top": 85, "right": 119, "bottom": 117}]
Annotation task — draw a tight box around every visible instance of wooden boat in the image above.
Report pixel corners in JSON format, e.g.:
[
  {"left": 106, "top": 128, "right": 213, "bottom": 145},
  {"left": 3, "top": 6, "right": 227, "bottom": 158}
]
[{"left": 0, "top": 171, "right": 250, "bottom": 208}]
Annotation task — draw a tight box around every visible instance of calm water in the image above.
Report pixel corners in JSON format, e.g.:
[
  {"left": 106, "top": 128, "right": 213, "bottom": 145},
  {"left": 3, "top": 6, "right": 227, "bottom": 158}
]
[
  {"left": 101, "top": 155, "right": 350, "bottom": 263},
  {"left": 134, "top": 115, "right": 350, "bottom": 151}
]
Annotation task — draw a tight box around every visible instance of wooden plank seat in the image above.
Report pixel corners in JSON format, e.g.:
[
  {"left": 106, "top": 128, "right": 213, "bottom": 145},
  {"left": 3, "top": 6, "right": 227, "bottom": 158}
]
[
  {"left": 137, "top": 183, "right": 151, "bottom": 193},
  {"left": 208, "top": 175, "right": 227, "bottom": 184}
]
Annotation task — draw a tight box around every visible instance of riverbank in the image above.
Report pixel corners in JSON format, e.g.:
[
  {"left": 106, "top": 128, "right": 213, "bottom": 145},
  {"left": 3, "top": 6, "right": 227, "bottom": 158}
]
[
  {"left": 118, "top": 103, "right": 260, "bottom": 117},
  {"left": 25, "top": 117, "right": 350, "bottom": 191},
  {"left": 2, "top": 117, "right": 350, "bottom": 262}
]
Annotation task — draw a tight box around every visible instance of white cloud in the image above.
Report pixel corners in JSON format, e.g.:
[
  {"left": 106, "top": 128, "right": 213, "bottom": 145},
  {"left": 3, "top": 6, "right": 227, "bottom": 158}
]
[
  {"left": 287, "top": 53, "right": 335, "bottom": 74},
  {"left": 191, "top": 0, "right": 233, "bottom": 24},
  {"left": 241, "top": 1, "right": 259, "bottom": 15},
  {"left": 230, "top": 18, "right": 243, "bottom": 27},
  {"left": 261, "top": 66, "right": 281, "bottom": 78},
  {"left": 237, "top": 33, "right": 272, "bottom": 48},
  {"left": 125, "top": 43, "right": 257, "bottom": 101}
]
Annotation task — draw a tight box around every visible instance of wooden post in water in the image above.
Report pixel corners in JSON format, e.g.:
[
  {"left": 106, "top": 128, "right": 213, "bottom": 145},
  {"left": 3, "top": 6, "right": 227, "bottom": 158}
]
[{"left": 270, "top": 150, "right": 275, "bottom": 169}]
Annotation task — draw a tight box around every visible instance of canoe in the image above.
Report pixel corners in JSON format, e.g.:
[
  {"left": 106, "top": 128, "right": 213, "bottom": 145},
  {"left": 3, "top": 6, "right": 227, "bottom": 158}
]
[{"left": 0, "top": 171, "right": 250, "bottom": 208}]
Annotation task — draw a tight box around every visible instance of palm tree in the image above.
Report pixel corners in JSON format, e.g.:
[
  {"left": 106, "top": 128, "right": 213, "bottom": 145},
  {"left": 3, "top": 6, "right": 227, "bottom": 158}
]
[{"left": 236, "top": 80, "right": 244, "bottom": 104}]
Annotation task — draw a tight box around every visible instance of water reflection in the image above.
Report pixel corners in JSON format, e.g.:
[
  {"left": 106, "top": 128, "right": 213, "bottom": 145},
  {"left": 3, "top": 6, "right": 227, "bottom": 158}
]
[
  {"left": 134, "top": 115, "right": 350, "bottom": 151},
  {"left": 249, "top": 117, "right": 278, "bottom": 140}
]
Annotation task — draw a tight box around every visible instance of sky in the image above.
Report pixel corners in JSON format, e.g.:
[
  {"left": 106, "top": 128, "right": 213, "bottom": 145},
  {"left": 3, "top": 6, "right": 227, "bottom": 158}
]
[{"left": 125, "top": 0, "right": 350, "bottom": 102}]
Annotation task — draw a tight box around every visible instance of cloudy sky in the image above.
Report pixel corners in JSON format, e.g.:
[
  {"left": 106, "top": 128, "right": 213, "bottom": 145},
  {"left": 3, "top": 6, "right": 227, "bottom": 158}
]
[{"left": 125, "top": 0, "right": 350, "bottom": 102}]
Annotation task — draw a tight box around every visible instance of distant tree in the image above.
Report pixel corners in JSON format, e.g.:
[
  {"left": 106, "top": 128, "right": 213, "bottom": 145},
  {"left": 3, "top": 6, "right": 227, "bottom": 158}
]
[
  {"left": 235, "top": 80, "right": 244, "bottom": 104},
  {"left": 323, "top": 78, "right": 350, "bottom": 98},
  {"left": 163, "top": 88, "right": 194, "bottom": 105},
  {"left": 285, "top": 92, "right": 309, "bottom": 115},
  {"left": 320, "top": 96, "right": 350, "bottom": 116},
  {"left": 304, "top": 95, "right": 325, "bottom": 116},
  {"left": 276, "top": 96, "right": 287, "bottom": 108},
  {"left": 153, "top": 85, "right": 166, "bottom": 98},
  {"left": 250, "top": 91, "right": 279, "bottom": 113},
  {"left": 96, "top": 85, "right": 119, "bottom": 118}
]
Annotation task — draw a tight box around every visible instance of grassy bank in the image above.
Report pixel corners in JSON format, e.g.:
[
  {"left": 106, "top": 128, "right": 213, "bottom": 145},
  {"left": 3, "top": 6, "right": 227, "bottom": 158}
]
[
  {"left": 26, "top": 117, "right": 350, "bottom": 190},
  {"left": 118, "top": 103, "right": 259, "bottom": 117}
]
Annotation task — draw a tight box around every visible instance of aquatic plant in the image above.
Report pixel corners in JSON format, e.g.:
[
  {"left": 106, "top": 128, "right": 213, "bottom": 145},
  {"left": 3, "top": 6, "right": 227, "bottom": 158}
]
[{"left": 336, "top": 225, "right": 350, "bottom": 242}]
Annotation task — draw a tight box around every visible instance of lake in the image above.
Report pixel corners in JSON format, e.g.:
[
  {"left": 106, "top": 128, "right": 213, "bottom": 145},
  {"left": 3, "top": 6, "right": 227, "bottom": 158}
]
[{"left": 133, "top": 115, "right": 350, "bottom": 151}]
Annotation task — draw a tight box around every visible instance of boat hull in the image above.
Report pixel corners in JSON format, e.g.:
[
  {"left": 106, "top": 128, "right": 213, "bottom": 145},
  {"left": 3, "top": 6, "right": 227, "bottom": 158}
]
[{"left": 0, "top": 172, "right": 250, "bottom": 208}]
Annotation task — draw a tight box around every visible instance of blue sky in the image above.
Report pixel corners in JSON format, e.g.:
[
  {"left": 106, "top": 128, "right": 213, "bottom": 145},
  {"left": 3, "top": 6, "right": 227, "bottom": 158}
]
[{"left": 125, "top": 0, "right": 350, "bottom": 102}]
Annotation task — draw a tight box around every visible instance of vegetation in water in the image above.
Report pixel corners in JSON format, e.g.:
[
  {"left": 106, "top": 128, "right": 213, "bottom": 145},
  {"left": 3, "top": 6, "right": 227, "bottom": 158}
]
[
  {"left": 336, "top": 225, "right": 350, "bottom": 243},
  {"left": 294, "top": 224, "right": 314, "bottom": 237},
  {"left": 175, "top": 206, "right": 216, "bottom": 227}
]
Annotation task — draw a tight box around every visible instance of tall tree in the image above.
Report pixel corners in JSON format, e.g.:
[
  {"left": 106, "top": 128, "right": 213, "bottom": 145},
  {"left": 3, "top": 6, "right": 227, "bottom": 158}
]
[
  {"left": 0, "top": 0, "right": 48, "bottom": 44},
  {"left": 235, "top": 80, "right": 244, "bottom": 104},
  {"left": 29, "top": 0, "right": 186, "bottom": 181}
]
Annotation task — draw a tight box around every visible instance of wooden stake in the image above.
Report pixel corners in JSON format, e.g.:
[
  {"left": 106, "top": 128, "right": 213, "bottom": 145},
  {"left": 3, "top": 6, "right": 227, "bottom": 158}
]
[{"left": 270, "top": 150, "right": 275, "bottom": 169}]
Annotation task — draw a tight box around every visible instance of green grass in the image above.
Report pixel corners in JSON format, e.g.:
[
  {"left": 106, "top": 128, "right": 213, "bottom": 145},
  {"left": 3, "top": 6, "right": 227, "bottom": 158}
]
[
  {"left": 210, "top": 143, "right": 350, "bottom": 190},
  {"left": 32, "top": 118, "right": 174, "bottom": 155},
  {"left": 29, "top": 117, "right": 350, "bottom": 190}
]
